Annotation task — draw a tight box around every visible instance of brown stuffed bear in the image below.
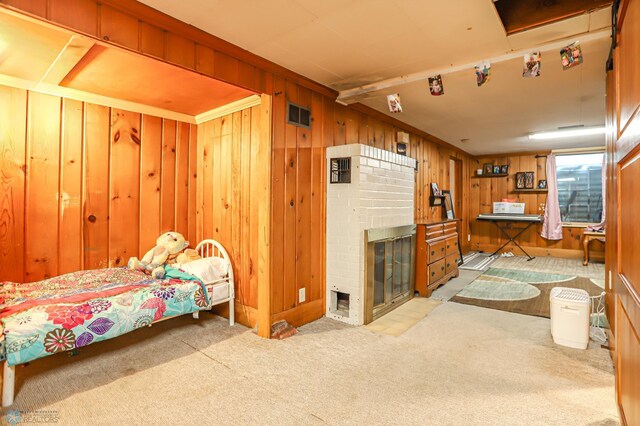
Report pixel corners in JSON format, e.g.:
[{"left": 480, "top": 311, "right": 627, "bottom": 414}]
[{"left": 128, "top": 232, "right": 189, "bottom": 279}]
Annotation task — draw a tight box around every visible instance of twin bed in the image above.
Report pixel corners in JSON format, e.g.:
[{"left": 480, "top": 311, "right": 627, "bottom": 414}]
[{"left": 0, "top": 239, "right": 234, "bottom": 407}]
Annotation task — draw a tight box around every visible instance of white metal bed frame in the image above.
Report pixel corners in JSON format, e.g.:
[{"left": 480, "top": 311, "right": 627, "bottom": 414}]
[
  {"left": 1, "top": 239, "right": 235, "bottom": 407},
  {"left": 191, "top": 239, "right": 235, "bottom": 325}
]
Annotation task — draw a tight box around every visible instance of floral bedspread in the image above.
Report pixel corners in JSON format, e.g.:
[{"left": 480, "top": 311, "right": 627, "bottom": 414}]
[{"left": 0, "top": 268, "right": 209, "bottom": 366}]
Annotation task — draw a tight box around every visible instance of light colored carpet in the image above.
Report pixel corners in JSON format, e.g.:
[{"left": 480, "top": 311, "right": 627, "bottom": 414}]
[
  {"left": 365, "top": 298, "right": 441, "bottom": 336},
  {"left": 0, "top": 302, "right": 617, "bottom": 425}
]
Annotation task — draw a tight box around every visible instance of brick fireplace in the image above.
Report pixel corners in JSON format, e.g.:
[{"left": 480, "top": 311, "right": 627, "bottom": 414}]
[{"left": 325, "top": 144, "right": 416, "bottom": 325}]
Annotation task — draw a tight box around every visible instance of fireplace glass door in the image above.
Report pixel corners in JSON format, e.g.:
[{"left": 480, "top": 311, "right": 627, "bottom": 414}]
[{"left": 366, "top": 225, "right": 416, "bottom": 323}]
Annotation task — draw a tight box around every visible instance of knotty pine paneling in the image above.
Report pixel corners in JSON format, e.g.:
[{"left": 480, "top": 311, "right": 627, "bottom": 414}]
[
  {"left": 109, "top": 109, "right": 141, "bottom": 267},
  {"left": 469, "top": 154, "right": 604, "bottom": 259},
  {"left": 25, "top": 92, "right": 61, "bottom": 280},
  {"left": 0, "top": 85, "right": 197, "bottom": 283},
  {"left": 59, "top": 98, "right": 84, "bottom": 275},
  {"left": 0, "top": 0, "right": 472, "bottom": 333},
  {"left": 268, "top": 80, "right": 471, "bottom": 326},
  {"left": 196, "top": 104, "right": 269, "bottom": 316},
  {"left": 0, "top": 86, "right": 26, "bottom": 283}
]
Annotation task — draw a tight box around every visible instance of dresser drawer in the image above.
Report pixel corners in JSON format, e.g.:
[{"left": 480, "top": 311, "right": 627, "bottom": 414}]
[
  {"left": 445, "top": 253, "right": 459, "bottom": 275},
  {"left": 443, "top": 222, "right": 457, "bottom": 236},
  {"left": 445, "top": 236, "right": 459, "bottom": 257},
  {"left": 425, "top": 224, "right": 444, "bottom": 239},
  {"left": 427, "top": 239, "right": 446, "bottom": 263},
  {"left": 428, "top": 258, "right": 446, "bottom": 283}
]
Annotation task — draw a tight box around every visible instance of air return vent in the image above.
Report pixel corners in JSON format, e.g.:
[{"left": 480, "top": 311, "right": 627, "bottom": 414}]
[
  {"left": 330, "top": 157, "right": 351, "bottom": 184},
  {"left": 287, "top": 102, "right": 311, "bottom": 128}
]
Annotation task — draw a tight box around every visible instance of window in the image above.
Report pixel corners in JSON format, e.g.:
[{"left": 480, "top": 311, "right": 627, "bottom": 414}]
[{"left": 556, "top": 152, "right": 604, "bottom": 224}]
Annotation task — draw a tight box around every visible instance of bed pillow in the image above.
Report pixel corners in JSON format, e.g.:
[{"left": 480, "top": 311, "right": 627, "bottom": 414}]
[{"left": 179, "top": 257, "right": 229, "bottom": 282}]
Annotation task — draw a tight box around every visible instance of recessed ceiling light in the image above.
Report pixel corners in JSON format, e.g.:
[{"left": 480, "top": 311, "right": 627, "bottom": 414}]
[{"left": 528, "top": 126, "right": 606, "bottom": 140}]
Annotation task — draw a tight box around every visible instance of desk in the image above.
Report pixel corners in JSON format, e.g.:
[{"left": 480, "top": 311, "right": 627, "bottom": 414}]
[
  {"left": 476, "top": 214, "right": 543, "bottom": 261},
  {"left": 583, "top": 230, "right": 605, "bottom": 266}
]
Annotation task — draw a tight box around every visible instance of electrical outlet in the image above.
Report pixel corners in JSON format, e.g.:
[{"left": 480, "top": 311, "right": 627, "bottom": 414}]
[
  {"left": 299, "top": 288, "right": 306, "bottom": 303},
  {"left": 468, "top": 234, "right": 471, "bottom": 242},
  {"left": 608, "top": 270, "right": 612, "bottom": 290}
]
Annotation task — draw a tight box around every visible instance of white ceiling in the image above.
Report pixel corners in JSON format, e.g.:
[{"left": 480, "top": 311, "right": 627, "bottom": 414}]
[{"left": 139, "top": 0, "right": 612, "bottom": 155}]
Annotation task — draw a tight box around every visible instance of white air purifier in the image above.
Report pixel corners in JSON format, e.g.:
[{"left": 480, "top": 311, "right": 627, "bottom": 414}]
[{"left": 550, "top": 287, "right": 591, "bottom": 349}]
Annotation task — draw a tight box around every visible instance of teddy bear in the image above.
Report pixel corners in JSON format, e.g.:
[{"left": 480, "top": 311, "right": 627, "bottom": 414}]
[
  {"left": 174, "top": 248, "right": 202, "bottom": 266},
  {"left": 127, "top": 231, "right": 189, "bottom": 279}
]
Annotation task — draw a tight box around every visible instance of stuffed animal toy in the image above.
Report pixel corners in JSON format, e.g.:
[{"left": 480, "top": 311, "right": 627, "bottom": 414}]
[
  {"left": 175, "top": 249, "right": 202, "bottom": 266},
  {"left": 128, "top": 232, "right": 189, "bottom": 279}
]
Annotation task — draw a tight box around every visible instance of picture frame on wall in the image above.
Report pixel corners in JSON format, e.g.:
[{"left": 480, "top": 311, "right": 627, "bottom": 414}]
[
  {"left": 525, "top": 172, "right": 535, "bottom": 189},
  {"left": 500, "top": 165, "right": 509, "bottom": 174},
  {"left": 538, "top": 179, "right": 547, "bottom": 189},
  {"left": 483, "top": 163, "right": 493, "bottom": 175},
  {"left": 493, "top": 165, "right": 501, "bottom": 175},
  {"left": 430, "top": 182, "right": 441, "bottom": 196},
  {"left": 515, "top": 172, "right": 526, "bottom": 189}
]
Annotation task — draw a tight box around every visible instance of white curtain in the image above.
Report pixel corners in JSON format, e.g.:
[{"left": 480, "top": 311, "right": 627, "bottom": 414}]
[{"left": 541, "top": 154, "right": 563, "bottom": 240}]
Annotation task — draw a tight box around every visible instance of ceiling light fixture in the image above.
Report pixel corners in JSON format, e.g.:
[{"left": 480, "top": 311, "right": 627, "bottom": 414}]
[{"left": 528, "top": 126, "right": 606, "bottom": 140}]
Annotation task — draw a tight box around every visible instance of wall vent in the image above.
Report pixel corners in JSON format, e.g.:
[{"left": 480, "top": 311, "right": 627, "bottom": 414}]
[
  {"left": 331, "top": 291, "right": 350, "bottom": 317},
  {"left": 287, "top": 102, "right": 311, "bottom": 128},
  {"left": 330, "top": 157, "right": 351, "bottom": 184}
]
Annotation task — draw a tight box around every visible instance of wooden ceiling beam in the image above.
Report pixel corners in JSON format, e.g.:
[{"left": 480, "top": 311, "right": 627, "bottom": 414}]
[{"left": 38, "top": 34, "right": 95, "bottom": 86}]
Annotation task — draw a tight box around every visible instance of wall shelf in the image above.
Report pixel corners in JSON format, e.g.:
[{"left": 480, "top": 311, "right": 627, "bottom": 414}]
[
  {"left": 474, "top": 173, "right": 509, "bottom": 178},
  {"left": 511, "top": 189, "right": 548, "bottom": 193},
  {"left": 429, "top": 195, "right": 446, "bottom": 206}
]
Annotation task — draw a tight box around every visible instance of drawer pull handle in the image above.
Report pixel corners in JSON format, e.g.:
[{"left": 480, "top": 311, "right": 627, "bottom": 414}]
[
  {"left": 441, "top": 266, "right": 445, "bottom": 271},
  {"left": 431, "top": 271, "right": 435, "bottom": 277},
  {"left": 431, "top": 250, "right": 435, "bottom": 255},
  {"left": 441, "top": 247, "right": 445, "bottom": 252}
]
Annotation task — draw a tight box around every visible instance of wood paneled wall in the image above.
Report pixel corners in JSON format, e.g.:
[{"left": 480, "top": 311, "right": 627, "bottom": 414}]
[
  {"left": 608, "top": 0, "right": 640, "bottom": 422},
  {"left": 269, "top": 82, "right": 471, "bottom": 327},
  {"left": 469, "top": 153, "right": 604, "bottom": 259},
  {"left": 195, "top": 99, "right": 271, "bottom": 331},
  {"left": 1, "top": 0, "right": 472, "bottom": 335},
  {"left": 0, "top": 85, "right": 197, "bottom": 283}
]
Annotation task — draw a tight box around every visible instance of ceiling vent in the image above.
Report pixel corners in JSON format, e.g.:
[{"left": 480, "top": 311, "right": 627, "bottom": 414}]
[{"left": 287, "top": 102, "right": 311, "bottom": 128}]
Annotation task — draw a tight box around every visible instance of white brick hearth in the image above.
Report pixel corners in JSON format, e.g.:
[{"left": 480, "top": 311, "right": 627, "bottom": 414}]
[{"left": 326, "top": 144, "right": 416, "bottom": 325}]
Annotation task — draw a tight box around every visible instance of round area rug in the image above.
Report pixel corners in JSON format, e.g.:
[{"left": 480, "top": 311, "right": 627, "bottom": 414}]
[
  {"left": 455, "top": 278, "right": 540, "bottom": 301},
  {"left": 451, "top": 268, "right": 607, "bottom": 319}
]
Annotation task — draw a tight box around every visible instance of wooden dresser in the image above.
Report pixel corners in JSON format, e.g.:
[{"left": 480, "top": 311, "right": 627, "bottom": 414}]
[{"left": 415, "top": 220, "right": 461, "bottom": 297}]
